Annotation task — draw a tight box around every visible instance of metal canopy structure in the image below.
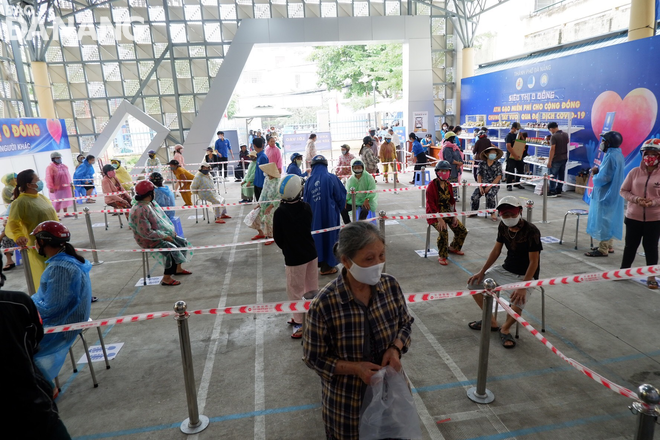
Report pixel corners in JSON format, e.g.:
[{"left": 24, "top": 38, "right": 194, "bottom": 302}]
[
  {"left": 448, "top": 0, "right": 511, "bottom": 47},
  {"left": 0, "top": 0, "right": 460, "bottom": 155}
]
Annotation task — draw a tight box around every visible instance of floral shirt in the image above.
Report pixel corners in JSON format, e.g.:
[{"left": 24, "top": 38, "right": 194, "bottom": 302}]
[
  {"left": 477, "top": 160, "right": 503, "bottom": 184},
  {"left": 190, "top": 172, "right": 217, "bottom": 200},
  {"left": 360, "top": 147, "right": 379, "bottom": 174},
  {"left": 334, "top": 153, "right": 355, "bottom": 179}
]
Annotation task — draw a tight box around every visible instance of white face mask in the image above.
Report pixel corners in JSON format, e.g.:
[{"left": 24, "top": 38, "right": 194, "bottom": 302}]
[
  {"left": 501, "top": 216, "right": 521, "bottom": 228},
  {"left": 348, "top": 259, "right": 384, "bottom": 286},
  {"left": 599, "top": 141, "right": 607, "bottom": 152}
]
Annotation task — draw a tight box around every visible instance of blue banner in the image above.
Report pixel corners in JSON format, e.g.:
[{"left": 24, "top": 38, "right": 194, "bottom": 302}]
[
  {"left": 461, "top": 35, "right": 660, "bottom": 203},
  {"left": 0, "top": 118, "right": 69, "bottom": 158}
]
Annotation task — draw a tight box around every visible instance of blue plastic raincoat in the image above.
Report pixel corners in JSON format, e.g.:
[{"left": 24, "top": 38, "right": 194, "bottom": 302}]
[
  {"left": 303, "top": 163, "right": 347, "bottom": 267},
  {"left": 32, "top": 252, "right": 92, "bottom": 382},
  {"left": 154, "top": 186, "right": 176, "bottom": 220},
  {"left": 586, "top": 147, "right": 625, "bottom": 241},
  {"left": 73, "top": 159, "right": 95, "bottom": 190}
]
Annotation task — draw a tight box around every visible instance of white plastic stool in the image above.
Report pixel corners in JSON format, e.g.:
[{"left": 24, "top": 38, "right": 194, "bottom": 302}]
[
  {"left": 559, "top": 209, "right": 590, "bottom": 250},
  {"left": 103, "top": 205, "right": 124, "bottom": 230},
  {"left": 193, "top": 195, "right": 210, "bottom": 224}
]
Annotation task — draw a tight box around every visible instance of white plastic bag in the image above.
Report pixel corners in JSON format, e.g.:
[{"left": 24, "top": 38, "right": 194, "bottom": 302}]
[
  {"left": 359, "top": 366, "right": 422, "bottom": 440},
  {"left": 244, "top": 206, "right": 261, "bottom": 229}
]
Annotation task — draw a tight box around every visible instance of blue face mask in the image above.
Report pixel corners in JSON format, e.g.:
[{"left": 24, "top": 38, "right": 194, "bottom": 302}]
[
  {"left": 488, "top": 153, "right": 497, "bottom": 160},
  {"left": 33, "top": 180, "right": 44, "bottom": 192}
]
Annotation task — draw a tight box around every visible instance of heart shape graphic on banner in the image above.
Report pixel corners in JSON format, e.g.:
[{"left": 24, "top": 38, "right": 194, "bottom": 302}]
[
  {"left": 47, "top": 119, "right": 63, "bottom": 144},
  {"left": 591, "top": 88, "right": 658, "bottom": 157}
]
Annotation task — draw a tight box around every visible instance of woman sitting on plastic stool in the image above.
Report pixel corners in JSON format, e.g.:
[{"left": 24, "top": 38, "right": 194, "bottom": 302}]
[
  {"left": 341, "top": 159, "right": 377, "bottom": 224},
  {"left": 30, "top": 221, "right": 92, "bottom": 386}
]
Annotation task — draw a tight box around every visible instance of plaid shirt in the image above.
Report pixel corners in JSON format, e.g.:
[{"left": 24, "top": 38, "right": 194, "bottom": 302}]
[{"left": 303, "top": 270, "right": 414, "bottom": 439}]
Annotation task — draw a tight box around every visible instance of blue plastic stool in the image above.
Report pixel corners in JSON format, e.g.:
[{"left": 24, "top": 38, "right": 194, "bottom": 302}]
[
  {"left": 171, "top": 216, "right": 184, "bottom": 238},
  {"left": 414, "top": 170, "right": 431, "bottom": 186},
  {"left": 355, "top": 207, "right": 376, "bottom": 220},
  {"left": 14, "top": 249, "right": 22, "bottom": 266}
]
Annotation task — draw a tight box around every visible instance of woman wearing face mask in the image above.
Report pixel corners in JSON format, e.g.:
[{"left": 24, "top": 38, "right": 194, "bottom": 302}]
[
  {"left": 409, "top": 132, "right": 426, "bottom": 184},
  {"left": 619, "top": 139, "right": 660, "bottom": 289},
  {"left": 303, "top": 221, "right": 414, "bottom": 440},
  {"left": 441, "top": 131, "right": 464, "bottom": 199},
  {"left": 150, "top": 172, "right": 176, "bottom": 221},
  {"left": 190, "top": 163, "right": 231, "bottom": 224},
  {"left": 470, "top": 146, "right": 503, "bottom": 221},
  {"left": 426, "top": 160, "right": 468, "bottom": 266},
  {"left": 29, "top": 221, "right": 92, "bottom": 385},
  {"left": 45, "top": 152, "right": 73, "bottom": 217},
  {"left": 145, "top": 149, "right": 161, "bottom": 171},
  {"left": 110, "top": 158, "right": 134, "bottom": 192},
  {"left": 286, "top": 152, "right": 307, "bottom": 177},
  {"left": 359, "top": 136, "right": 379, "bottom": 176},
  {"left": 128, "top": 180, "right": 192, "bottom": 286},
  {"left": 101, "top": 164, "right": 131, "bottom": 220},
  {"left": 6, "top": 169, "right": 59, "bottom": 288},
  {"left": 75, "top": 153, "right": 85, "bottom": 168},
  {"left": 379, "top": 135, "right": 398, "bottom": 183},
  {"left": 341, "top": 159, "right": 377, "bottom": 225},
  {"left": 334, "top": 144, "right": 355, "bottom": 181},
  {"left": 73, "top": 154, "right": 96, "bottom": 202}
]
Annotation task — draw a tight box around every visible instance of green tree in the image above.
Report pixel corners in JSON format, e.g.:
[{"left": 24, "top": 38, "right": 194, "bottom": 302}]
[{"left": 309, "top": 44, "right": 402, "bottom": 100}]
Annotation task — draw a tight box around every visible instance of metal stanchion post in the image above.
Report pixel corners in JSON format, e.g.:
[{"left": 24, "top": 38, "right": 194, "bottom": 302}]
[
  {"left": 70, "top": 184, "right": 78, "bottom": 219},
  {"left": 631, "top": 384, "right": 659, "bottom": 440},
  {"left": 420, "top": 166, "right": 427, "bottom": 208},
  {"left": 350, "top": 187, "right": 357, "bottom": 222},
  {"left": 461, "top": 179, "right": 468, "bottom": 225},
  {"left": 542, "top": 173, "right": 548, "bottom": 223},
  {"left": 174, "top": 301, "right": 210, "bottom": 434},
  {"left": 393, "top": 160, "right": 398, "bottom": 193},
  {"left": 83, "top": 207, "right": 103, "bottom": 265},
  {"left": 379, "top": 210, "right": 386, "bottom": 273},
  {"left": 467, "top": 278, "right": 496, "bottom": 404},
  {"left": 20, "top": 248, "right": 36, "bottom": 296},
  {"left": 526, "top": 200, "right": 534, "bottom": 223}
]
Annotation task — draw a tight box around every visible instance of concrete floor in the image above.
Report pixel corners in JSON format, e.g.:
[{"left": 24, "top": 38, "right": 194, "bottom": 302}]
[{"left": 5, "top": 170, "right": 659, "bottom": 440}]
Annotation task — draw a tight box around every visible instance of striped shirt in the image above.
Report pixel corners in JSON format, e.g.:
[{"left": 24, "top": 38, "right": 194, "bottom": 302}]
[{"left": 303, "top": 270, "right": 414, "bottom": 439}]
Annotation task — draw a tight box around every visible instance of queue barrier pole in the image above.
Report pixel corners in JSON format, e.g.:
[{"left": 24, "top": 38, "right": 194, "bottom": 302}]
[
  {"left": 420, "top": 166, "right": 426, "bottom": 208},
  {"left": 174, "top": 301, "right": 210, "bottom": 434},
  {"left": 351, "top": 187, "right": 357, "bottom": 223},
  {"left": 379, "top": 211, "right": 386, "bottom": 273},
  {"left": 70, "top": 184, "right": 79, "bottom": 220},
  {"left": 393, "top": 160, "right": 398, "bottom": 193},
  {"left": 461, "top": 179, "right": 468, "bottom": 226},
  {"left": 467, "top": 278, "right": 496, "bottom": 404},
  {"left": 83, "top": 207, "right": 103, "bottom": 266},
  {"left": 630, "top": 384, "right": 659, "bottom": 440},
  {"left": 526, "top": 200, "right": 534, "bottom": 224},
  {"left": 542, "top": 173, "right": 548, "bottom": 223},
  {"left": 20, "top": 248, "right": 36, "bottom": 296}
]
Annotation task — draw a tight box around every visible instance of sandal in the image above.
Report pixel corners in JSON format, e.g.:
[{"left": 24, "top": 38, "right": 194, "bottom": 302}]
[
  {"left": 591, "top": 247, "right": 614, "bottom": 254},
  {"left": 448, "top": 248, "right": 464, "bottom": 256},
  {"left": 176, "top": 269, "right": 193, "bottom": 275},
  {"left": 3, "top": 263, "right": 15, "bottom": 270},
  {"left": 215, "top": 219, "right": 226, "bottom": 224},
  {"left": 161, "top": 279, "right": 181, "bottom": 286},
  {"left": 499, "top": 330, "right": 516, "bottom": 348},
  {"left": 584, "top": 250, "right": 608, "bottom": 257},
  {"left": 220, "top": 214, "right": 232, "bottom": 219},
  {"left": 264, "top": 240, "right": 275, "bottom": 246},
  {"left": 468, "top": 320, "right": 500, "bottom": 332},
  {"left": 647, "top": 279, "right": 658, "bottom": 290},
  {"left": 251, "top": 234, "right": 266, "bottom": 240},
  {"left": 320, "top": 267, "right": 339, "bottom": 275},
  {"left": 291, "top": 325, "right": 303, "bottom": 339},
  {"left": 287, "top": 319, "right": 302, "bottom": 326},
  {"left": 437, "top": 257, "right": 448, "bottom": 266}
]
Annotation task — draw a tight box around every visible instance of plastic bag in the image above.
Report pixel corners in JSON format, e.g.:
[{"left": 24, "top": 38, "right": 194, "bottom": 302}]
[
  {"left": 359, "top": 366, "right": 422, "bottom": 440},
  {"left": 244, "top": 206, "right": 261, "bottom": 229}
]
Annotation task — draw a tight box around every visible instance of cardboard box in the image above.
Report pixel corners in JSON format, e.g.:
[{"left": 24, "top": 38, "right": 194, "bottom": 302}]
[{"left": 575, "top": 176, "right": 588, "bottom": 195}]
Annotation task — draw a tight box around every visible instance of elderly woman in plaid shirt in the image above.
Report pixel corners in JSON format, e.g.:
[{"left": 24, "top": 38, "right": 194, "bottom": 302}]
[{"left": 303, "top": 221, "right": 414, "bottom": 440}]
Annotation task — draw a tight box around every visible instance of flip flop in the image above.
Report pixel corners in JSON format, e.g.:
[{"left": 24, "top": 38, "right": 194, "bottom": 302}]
[
  {"left": 176, "top": 270, "right": 193, "bottom": 275},
  {"left": 647, "top": 279, "right": 658, "bottom": 290},
  {"left": 437, "top": 257, "right": 448, "bottom": 266},
  {"left": 499, "top": 330, "right": 516, "bottom": 348},
  {"left": 264, "top": 240, "right": 275, "bottom": 246},
  {"left": 161, "top": 279, "right": 181, "bottom": 286},
  {"left": 287, "top": 319, "right": 302, "bottom": 326},
  {"left": 584, "top": 250, "right": 608, "bottom": 257},
  {"left": 215, "top": 219, "right": 226, "bottom": 224},
  {"left": 291, "top": 325, "right": 303, "bottom": 339},
  {"left": 220, "top": 214, "right": 232, "bottom": 219},
  {"left": 251, "top": 234, "right": 266, "bottom": 240},
  {"left": 468, "top": 320, "right": 500, "bottom": 332},
  {"left": 3, "top": 263, "right": 15, "bottom": 270},
  {"left": 448, "top": 248, "right": 464, "bottom": 256},
  {"left": 320, "top": 267, "right": 339, "bottom": 275}
]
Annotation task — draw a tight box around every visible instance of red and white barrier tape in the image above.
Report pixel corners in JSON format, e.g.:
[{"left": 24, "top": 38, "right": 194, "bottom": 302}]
[
  {"left": 44, "top": 288, "right": 482, "bottom": 333},
  {"left": 383, "top": 210, "right": 496, "bottom": 220},
  {"left": 491, "top": 294, "right": 644, "bottom": 406},
  {"left": 494, "top": 265, "right": 660, "bottom": 292}
]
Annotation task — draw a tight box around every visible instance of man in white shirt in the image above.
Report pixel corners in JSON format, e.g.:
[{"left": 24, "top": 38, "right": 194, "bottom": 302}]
[{"left": 388, "top": 128, "right": 402, "bottom": 164}]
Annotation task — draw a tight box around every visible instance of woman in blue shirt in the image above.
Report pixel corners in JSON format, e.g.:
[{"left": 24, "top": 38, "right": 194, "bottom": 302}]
[
  {"left": 286, "top": 153, "right": 307, "bottom": 177},
  {"left": 149, "top": 172, "right": 176, "bottom": 220}
]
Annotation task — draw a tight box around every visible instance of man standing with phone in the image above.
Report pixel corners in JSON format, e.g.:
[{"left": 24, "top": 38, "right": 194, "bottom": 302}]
[{"left": 505, "top": 122, "right": 524, "bottom": 191}]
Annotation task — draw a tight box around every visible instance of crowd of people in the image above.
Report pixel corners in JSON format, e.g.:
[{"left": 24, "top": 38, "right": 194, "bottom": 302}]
[{"left": 3, "top": 123, "right": 660, "bottom": 439}]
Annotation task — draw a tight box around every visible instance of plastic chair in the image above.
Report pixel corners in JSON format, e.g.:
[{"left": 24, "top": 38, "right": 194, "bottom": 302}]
[
  {"left": 559, "top": 209, "right": 591, "bottom": 250},
  {"left": 14, "top": 249, "right": 22, "bottom": 266},
  {"left": 355, "top": 207, "right": 376, "bottom": 220},
  {"left": 103, "top": 205, "right": 124, "bottom": 231},
  {"left": 63, "top": 319, "right": 110, "bottom": 389},
  {"left": 414, "top": 170, "right": 431, "bottom": 186},
  {"left": 193, "top": 195, "right": 210, "bottom": 224}
]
